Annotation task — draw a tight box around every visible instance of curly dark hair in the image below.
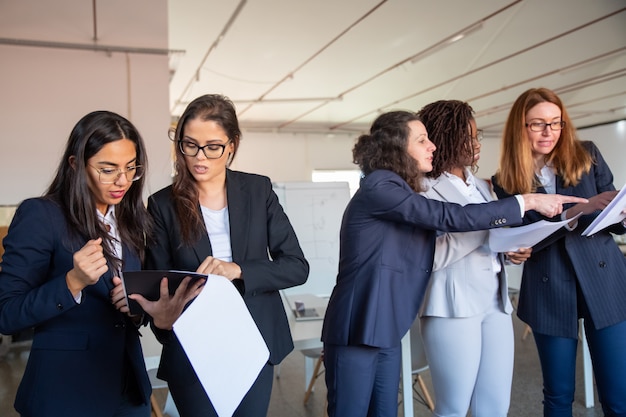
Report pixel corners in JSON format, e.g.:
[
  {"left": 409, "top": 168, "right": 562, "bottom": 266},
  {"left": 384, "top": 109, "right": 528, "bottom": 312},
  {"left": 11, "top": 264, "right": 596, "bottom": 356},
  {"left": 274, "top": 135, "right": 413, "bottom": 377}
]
[
  {"left": 417, "top": 100, "right": 476, "bottom": 179},
  {"left": 169, "top": 94, "right": 242, "bottom": 245},
  {"left": 353, "top": 111, "right": 425, "bottom": 192}
]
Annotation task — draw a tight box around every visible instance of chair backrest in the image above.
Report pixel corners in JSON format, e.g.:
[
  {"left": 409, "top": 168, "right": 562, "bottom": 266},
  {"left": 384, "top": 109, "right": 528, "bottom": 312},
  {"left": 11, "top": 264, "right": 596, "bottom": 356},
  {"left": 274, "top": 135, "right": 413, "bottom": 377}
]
[{"left": 409, "top": 317, "right": 429, "bottom": 374}]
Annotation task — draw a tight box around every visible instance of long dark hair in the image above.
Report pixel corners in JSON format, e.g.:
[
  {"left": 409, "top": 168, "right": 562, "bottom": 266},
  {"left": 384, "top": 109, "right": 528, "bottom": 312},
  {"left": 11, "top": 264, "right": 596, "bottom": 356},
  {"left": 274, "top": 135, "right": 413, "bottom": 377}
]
[
  {"left": 170, "top": 94, "right": 242, "bottom": 245},
  {"left": 417, "top": 100, "right": 476, "bottom": 178},
  {"left": 353, "top": 111, "right": 425, "bottom": 192},
  {"left": 45, "top": 111, "right": 152, "bottom": 267}
]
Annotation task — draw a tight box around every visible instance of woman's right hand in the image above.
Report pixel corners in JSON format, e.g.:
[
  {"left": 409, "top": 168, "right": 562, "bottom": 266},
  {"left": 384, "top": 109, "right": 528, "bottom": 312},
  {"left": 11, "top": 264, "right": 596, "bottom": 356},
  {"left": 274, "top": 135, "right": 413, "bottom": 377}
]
[
  {"left": 129, "top": 275, "right": 206, "bottom": 330},
  {"left": 66, "top": 238, "right": 108, "bottom": 297},
  {"left": 522, "top": 194, "right": 588, "bottom": 218}
]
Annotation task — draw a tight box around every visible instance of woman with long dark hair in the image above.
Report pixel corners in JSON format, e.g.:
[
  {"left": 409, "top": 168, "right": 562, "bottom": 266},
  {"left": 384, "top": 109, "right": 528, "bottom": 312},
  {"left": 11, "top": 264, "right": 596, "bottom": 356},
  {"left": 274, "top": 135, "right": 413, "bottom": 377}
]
[
  {"left": 0, "top": 111, "right": 153, "bottom": 417},
  {"left": 132, "top": 94, "right": 309, "bottom": 417}
]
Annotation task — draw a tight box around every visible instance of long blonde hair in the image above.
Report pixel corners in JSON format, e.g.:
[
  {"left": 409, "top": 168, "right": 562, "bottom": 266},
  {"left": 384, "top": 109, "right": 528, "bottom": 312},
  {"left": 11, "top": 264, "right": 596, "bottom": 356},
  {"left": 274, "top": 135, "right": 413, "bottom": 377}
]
[{"left": 494, "top": 88, "right": 593, "bottom": 194}]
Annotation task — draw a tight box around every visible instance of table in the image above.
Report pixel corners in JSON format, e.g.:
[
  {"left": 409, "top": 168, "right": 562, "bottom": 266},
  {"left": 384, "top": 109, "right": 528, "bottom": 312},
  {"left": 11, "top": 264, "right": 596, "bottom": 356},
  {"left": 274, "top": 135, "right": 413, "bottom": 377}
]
[{"left": 281, "top": 292, "right": 415, "bottom": 417}]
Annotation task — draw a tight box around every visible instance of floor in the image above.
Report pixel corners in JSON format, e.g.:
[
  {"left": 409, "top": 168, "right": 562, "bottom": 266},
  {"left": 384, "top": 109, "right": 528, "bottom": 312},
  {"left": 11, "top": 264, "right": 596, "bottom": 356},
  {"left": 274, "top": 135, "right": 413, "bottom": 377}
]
[{"left": 0, "top": 315, "right": 604, "bottom": 417}]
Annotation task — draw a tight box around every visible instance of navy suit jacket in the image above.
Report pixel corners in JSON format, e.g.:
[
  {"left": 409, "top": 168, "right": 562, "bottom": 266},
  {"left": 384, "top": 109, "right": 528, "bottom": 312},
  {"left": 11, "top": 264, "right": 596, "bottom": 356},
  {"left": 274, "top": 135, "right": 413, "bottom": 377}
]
[
  {"left": 321, "top": 170, "right": 522, "bottom": 349},
  {"left": 145, "top": 170, "right": 309, "bottom": 384},
  {"left": 493, "top": 141, "right": 626, "bottom": 338},
  {"left": 0, "top": 198, "right": 150, "bottom": 417}
]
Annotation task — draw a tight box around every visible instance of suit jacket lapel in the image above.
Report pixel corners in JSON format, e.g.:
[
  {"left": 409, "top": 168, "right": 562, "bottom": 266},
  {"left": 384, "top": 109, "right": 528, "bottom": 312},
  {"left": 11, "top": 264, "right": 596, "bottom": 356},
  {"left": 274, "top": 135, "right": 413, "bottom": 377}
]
[
  {"left": 192, "top": 207, "right": 213, "bottom": 263},
  {"left": 475, "top": 179, "right": 494, "bottom": 202},
  {"left": 429, "top": 177, "right": 468, "bottom": 205},
  {"left": 225, "top": 170, "right": 249, "bottom": 263}
]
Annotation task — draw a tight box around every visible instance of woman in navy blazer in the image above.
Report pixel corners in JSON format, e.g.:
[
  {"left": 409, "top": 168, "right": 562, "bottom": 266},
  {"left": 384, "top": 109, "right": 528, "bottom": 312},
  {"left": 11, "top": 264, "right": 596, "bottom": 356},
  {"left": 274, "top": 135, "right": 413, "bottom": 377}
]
[
  {"left": 132, "top": 94, "right": 309, "bottom": 417},
  {"left": 492, "top": 87, "right": 626, "bottom": 417},
  {"left": 321, "top": 111, "right": 586, "bottom": 417},
  {"left": 0, "top": 111, "right": 153, "bottom": 417}
]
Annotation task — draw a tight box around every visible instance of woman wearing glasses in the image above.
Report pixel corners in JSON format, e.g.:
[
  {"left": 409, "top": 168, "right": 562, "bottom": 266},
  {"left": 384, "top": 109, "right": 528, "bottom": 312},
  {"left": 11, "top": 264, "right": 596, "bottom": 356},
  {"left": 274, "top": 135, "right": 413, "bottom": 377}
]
[
  {"left": 0, "top": 111, "right": 153, "bottom": 417},
  {"left": 492, "top": 87, "right": 626, "bottom": 416},
  {"left": 416, "top": 100, "right": 531, "bottom": 417},
  {"left": 132, "top": 94, "right": 309, "bottom": 417}
]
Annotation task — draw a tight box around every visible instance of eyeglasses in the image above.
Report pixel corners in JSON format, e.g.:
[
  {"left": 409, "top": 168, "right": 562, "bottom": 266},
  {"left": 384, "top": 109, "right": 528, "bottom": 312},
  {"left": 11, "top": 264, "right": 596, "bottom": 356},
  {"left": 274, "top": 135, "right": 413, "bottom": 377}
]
[
  {"left": 472, "top": 130, "right": 483, "bottom": 142},
  {"left": 525, "top": 121, "right": 566, "bottom": 132},
  {"left": 89, "top": 165, "right": 143, "bottom": 184},
  {"left": 178, "top": 140, "right": 229, "bottom": 159}
]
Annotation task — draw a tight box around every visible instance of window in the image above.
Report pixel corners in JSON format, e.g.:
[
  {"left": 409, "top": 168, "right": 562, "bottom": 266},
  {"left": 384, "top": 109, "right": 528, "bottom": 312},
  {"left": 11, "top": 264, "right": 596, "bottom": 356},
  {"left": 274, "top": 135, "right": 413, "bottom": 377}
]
[{"left": 312, "top": 170, "right": 361, "bottom": 196}]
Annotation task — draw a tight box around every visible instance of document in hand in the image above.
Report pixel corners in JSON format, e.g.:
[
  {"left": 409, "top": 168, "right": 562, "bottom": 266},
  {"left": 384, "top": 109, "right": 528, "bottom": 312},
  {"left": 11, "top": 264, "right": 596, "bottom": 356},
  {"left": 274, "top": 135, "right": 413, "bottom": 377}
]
[
  {"left": 174, "top": 274, "right": 269, "bottom": 417},
  {"left": 121, "top": 270, "right": 207, "bottom": 315},
  {"left": 582, "top": 185, "right": 626, "bottom": 236},
  {"left": 488, "top": 213, "right": 581, "bottom": 253}
]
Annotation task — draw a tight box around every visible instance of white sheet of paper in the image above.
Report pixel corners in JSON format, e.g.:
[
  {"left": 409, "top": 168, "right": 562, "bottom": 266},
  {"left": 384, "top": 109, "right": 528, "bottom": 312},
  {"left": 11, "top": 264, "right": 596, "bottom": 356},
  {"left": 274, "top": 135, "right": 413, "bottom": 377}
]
[
  {"left": 173, "top": 274, "right": 269, "bottom": 417},
  {"left": 488, "top": 213, "right": 581, "bottom": 252},
  {"left": 582, "top": 185, "right": 626, "bottom": 236}
]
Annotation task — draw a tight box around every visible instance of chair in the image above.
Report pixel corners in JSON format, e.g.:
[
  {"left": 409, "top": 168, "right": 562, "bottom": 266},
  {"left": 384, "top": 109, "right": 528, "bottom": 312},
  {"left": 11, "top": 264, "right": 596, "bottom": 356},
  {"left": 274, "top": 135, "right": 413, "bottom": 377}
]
[
  {"left": 506, "top": 264, "right": 533, "bottom": 340},
  {"left": 146, "top": 357, "right": 179, "bottom": 417},
  {"left": 407, "top": 318, "right": 435, "bottom": 411},
  {"left": 302, "top": 348, "right": 325, "bottom": 405}
]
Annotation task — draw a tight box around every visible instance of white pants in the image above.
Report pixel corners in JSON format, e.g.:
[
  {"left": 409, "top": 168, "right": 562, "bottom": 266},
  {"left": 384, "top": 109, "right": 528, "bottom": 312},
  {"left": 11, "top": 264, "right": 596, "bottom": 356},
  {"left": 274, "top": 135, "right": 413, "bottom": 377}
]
[{"left": 420, "top": 299, "right": 514, "bottom": 417}]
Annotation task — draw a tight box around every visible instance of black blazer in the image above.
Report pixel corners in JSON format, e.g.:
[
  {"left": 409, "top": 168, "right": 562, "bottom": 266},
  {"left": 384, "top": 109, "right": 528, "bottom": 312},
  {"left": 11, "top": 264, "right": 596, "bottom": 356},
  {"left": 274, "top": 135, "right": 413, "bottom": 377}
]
[
  {"left": 0, "top": 198, "right": 150, "bottom": 417},
  {"left": 492, "top": 141, "right": 626, "bottom": 338},
  {"left": 145, "top": 170, "right": 309, "bottom": 384},
  {"left": 321, "top": 169, "right": 523, "bottom": 349}
]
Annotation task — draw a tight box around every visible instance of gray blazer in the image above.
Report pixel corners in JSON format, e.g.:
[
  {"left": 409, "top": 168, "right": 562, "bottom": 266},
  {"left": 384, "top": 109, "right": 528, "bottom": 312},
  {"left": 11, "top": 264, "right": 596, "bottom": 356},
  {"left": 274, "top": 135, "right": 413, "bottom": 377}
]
[{"left": 420, "top": 174, "right": 513, "bottom": 317}]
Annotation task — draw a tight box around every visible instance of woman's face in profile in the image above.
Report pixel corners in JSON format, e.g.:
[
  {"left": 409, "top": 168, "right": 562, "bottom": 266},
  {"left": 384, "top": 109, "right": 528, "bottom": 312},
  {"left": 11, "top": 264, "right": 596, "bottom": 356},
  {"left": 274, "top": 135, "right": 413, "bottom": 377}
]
[
  {"left": 460, "top": 118, "right": 481, "bottom": 168},
  {"left": 406, "top": 120, "right": 436, "bottom": 173}
]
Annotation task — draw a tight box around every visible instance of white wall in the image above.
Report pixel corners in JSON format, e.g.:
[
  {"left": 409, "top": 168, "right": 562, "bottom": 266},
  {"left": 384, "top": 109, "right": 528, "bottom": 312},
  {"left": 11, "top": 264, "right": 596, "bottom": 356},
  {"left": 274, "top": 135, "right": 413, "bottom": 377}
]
[
  {"left": 0, "top": 0, "right": 172, "bottom": 205},
  {"left": 230, "top": 131, "right": 359, "bottom": 181}
]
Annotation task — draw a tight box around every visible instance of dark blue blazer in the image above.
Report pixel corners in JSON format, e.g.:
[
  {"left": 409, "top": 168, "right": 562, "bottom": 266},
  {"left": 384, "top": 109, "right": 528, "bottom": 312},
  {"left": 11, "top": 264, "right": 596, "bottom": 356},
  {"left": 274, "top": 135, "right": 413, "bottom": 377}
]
[
  {"left": 145, "top": 170, "right": 309, "bottom": 384},
  {"left": 492, "top": 141, "right": 626, "bottom": 338},
  {"left": 321, "top": 169, "right": 522, "bottom": 348},
  {"left": 0, "top": 198, "right": 150, "bottom": 417}
]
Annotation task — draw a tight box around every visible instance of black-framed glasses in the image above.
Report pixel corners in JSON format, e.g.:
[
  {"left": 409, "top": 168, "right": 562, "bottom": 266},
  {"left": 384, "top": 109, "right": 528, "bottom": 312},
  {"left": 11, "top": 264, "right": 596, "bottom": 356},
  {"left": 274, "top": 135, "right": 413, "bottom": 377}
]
[
  {"left": 525, "top": 121, "right": 566, "bottom": 132},
  {"left": 89, "top": 165, "right": 143, "bottom": 184},
  {"left": 178, "top": 140, "right": 229, "bottom": 159}
]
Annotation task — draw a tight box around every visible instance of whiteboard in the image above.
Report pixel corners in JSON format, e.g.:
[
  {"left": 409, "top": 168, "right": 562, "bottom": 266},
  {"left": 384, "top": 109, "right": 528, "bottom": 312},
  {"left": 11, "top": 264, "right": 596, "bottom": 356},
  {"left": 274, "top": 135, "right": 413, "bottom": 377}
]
[{"left": 273, "top": 181, "right": 351, "bottom": 297}]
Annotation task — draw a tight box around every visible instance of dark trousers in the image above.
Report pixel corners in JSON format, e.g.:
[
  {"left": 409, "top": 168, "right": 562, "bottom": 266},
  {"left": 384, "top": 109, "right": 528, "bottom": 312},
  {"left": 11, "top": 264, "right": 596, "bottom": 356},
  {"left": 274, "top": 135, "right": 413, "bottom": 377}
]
[
  {"left": 533, "top": 319, "right": 626, "bottom": 417},
  {"left": 168, "top": 362, "right": 274, "bottom": 417},
  {"left": 324, "top": 343, "right": 401, "bottom": 417}
]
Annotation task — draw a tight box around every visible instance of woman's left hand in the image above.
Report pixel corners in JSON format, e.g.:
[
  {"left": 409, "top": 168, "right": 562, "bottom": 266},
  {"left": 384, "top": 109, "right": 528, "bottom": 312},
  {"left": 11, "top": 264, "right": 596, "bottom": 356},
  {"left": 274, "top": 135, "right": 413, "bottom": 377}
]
[
  {"left": 506, "top": 247, "right": 532, "bottom": 264},
  {"left": 110, "top": 276, "right": 130, "bottom": 312}
]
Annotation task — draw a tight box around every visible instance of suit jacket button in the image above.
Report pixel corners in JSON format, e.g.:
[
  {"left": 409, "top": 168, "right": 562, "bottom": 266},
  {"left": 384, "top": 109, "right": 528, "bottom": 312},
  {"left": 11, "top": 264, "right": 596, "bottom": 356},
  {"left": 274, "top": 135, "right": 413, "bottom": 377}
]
[
  {"left": 56, "top": 303, "right": 63, "bottom": 310},
  {"left": 542, "top": 276, "right": 549, "bottom": 282},
  {"left": 599, "top": 261, "right": 606, "bottom": 268},
  {"left": 502, "top": 219, "right": 507, "bottom": 224}
]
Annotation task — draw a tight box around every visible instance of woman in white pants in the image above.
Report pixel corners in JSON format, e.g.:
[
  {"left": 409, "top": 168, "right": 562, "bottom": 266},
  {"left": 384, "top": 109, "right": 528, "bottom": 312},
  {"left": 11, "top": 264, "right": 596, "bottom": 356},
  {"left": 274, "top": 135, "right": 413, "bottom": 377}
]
[{"left": 417, "top": 100, "right": 529, "bottom": 417}]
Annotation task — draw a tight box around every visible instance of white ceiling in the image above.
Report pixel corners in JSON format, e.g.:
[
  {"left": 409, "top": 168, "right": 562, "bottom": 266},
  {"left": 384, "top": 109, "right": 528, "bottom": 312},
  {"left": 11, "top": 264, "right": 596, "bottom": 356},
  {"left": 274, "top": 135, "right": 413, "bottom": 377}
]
[
  {"left": 2, "top": 0, "right": 624, "bottom": 136},
  {"left": 168, "top": 0, "right": 626, "bottom": 135}
]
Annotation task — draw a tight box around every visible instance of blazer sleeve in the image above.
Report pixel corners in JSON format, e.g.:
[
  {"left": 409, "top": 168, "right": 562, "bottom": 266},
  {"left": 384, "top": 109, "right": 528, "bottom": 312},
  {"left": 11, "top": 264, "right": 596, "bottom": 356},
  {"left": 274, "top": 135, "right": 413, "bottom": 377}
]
[
  {"left": 232, "top": 175, "right": 309, "bottom": 294},
  {"left": 492, "top": 141, "right": 625, "bottom": 252},
  {"left": 365, "top": 171, "right": 523, "bottom": 233},
  {"left": 0, "top": 199, "right": 79, "bottom": 334}
]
